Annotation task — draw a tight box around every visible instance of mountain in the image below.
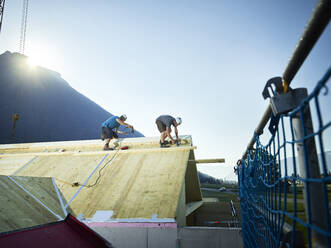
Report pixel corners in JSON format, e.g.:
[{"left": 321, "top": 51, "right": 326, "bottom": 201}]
[
  {"left": 0, "top": 51, "right": 143, "bottom": 144},
  {"left": 198, "top": 171, "right": 221, "bottom": 184}
]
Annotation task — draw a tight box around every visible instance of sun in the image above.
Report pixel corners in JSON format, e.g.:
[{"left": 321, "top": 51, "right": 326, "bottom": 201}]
[
  {"left": 27, "top": 56, "right": 38, "bottom": 67},
  {"left": 26, "top": 52, "right": 53, "bottom": 69},
  {"left": 25, "top": 43, "right": 61, "bottom": 71}
]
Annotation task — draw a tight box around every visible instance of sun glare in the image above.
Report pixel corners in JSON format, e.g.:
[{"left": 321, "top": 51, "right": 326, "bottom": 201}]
[
  {"left": 27, "top": 56, "right": 38, "bottom": 68},
  {"left": 25, "top": 43, "right": 61, "bottom": 72}
]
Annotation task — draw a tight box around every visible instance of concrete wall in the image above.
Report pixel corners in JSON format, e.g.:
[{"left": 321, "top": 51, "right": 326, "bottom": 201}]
[
  {"left": 178, "top": 227, "right": 243, "bottom": 248},
  {"left": 194, "top": 202, "right": 241, "bottom": 227},
  {"left": 91, "top": 226, "right": 243, "bottom": 248}
]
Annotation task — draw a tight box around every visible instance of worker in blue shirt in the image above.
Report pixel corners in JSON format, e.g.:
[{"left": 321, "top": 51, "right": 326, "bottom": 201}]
[
  {"left": 155, "top": 115, "right": 182, "bottom": 147},
  {"left": 101, "top": 114, "right": 134, "bottom": 150}
]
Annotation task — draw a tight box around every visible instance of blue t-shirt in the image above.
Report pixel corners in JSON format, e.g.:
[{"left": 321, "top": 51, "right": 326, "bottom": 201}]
[{"left": 102, "top": 116, "right": 120, "bottom": 129}]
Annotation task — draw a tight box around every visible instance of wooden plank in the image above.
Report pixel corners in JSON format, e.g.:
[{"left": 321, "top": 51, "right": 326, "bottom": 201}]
[
  {"left": 189, "top": 158, "right": 225, "bottom": 164},
  {"left": 14, "top": 154, "right": 107, "bottom": 207},
  {"left": 185, "top": 150, "right": 202, "bottom": 203},
  {"left": 68, "top": 150, "right": 190, "bottom": 220},
  {"left": 0, "top": 146, "right": 196, "bottom": 158},
  {"left": 0, "top": 176, "right": 60, "bottom": 232},
  {"left": 175, "top": 179, "right": 186, "bottom": 227},
  {"left": 0, "top": 156, "right": 37, "bottom": 175},
  {"left": 12, "top": 176, "right": 67, "bottom": 218},
  {"left": 0, "top": 136, "right": 192, "bottom": 155},
  {"left": 185, "top": 201, "right": 204, "bottom": 216}
]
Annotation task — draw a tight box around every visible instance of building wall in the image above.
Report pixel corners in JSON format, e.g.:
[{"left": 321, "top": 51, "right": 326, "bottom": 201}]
[
  {"left": 193, "top": 202, "right": 241, "bottom": 227},
  {"left": 91, "top": 226, "right": 243, "bottom": 248}
]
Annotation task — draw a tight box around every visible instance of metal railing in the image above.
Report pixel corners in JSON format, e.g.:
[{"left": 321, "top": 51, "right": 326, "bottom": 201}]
[
  {"left": 238, "top": 0, "right": 331, "bottom": 247},
  {"left": 242, "top": 0, "right": 331, "bottom": 159},
  {"left": 238, "top": 68, "right": 331, "bottom": 247}
]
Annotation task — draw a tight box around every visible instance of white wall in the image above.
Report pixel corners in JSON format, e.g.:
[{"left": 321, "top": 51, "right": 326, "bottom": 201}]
[{"left": 91, "top": 226, "right": 243, "bottom": 248}]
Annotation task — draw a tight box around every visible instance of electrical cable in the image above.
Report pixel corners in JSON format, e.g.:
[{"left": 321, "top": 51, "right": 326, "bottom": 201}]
[
  {"left": 53, "top": 143, "right": 121, "bottom": 188},
  {"left": 83, "top": 148, "right": 120, "bottom": 188}
]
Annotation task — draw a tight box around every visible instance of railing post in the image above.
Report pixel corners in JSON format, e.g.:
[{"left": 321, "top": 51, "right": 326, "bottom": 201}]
[{"left": 292, "top": 88, "right": 328, "bottom": 247}]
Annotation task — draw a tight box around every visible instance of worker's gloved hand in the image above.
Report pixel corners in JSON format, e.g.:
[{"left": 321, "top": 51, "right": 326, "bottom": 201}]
[{"left": 175, "top": 139, "right": 180, "bottom": 146}]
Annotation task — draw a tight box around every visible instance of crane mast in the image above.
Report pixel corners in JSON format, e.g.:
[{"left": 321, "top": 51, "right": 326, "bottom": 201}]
[
  {"left": 0, "top": 0, "right": 5, "bottom": 33},
  {"left": 19, "top": 0, "right": 29, "bottom": 54}
]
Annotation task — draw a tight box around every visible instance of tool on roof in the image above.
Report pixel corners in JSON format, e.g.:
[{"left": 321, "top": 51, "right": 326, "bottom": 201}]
[
  {"left": 169, "top": 139, "right": 180, "bottom": 146},
  {"left": 72, "top": 182, "right": 80, "bottom": 187}
]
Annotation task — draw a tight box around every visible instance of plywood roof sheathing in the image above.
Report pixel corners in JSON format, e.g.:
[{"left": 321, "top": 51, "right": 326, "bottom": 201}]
[{"left": 0, "top": 136, "right": 203, "bottom": 229}]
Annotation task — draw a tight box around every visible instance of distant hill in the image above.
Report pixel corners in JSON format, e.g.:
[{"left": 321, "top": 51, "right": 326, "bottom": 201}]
[
  {"left": 280, "top": 151, "right": 331, "bottom": 176},
  {"left": 0, "top": 51, "right": 143, "bottom": 144},
  {"left": 198, "top": 171, "right": 221, "bottom": 184}
]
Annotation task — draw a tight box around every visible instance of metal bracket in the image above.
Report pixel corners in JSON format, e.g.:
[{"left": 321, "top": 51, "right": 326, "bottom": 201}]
[
  {"left": 262, "top": 77, "right": 284, "bottom": 99},
  {"left": 262, "top": 77, "right": 307, "bottom": 116},
  {"left": 270, "top": 88, "right": 307, "bottom": 115}
]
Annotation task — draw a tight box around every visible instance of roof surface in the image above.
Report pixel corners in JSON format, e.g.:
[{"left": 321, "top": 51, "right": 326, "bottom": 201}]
[{"left": 0, "top": 136, "right": 202, "bottom": 231}]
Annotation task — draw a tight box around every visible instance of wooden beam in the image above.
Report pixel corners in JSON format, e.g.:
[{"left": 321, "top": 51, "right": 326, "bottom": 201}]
[
  {"left": 185, "top": 150, "right": 202, "bottom": 202},
  {"left": 189, "top": 158, "right": 225, "bottom": 164},
  {"left": 0, "top": 146, "right": 197, "bottom": 158},
  {"left": 0, "top": 136, "right": 192, "bottom": 151}
]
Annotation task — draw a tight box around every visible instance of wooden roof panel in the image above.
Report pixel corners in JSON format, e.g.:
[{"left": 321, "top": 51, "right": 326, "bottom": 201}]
[
  {"left": 71, "top": 150, "right": 190, "bottom": 219},
  {"left": 0, "top": 136, "right": 201, "bottom": 225},
  {"left": 0, "top": 176, "right": 61, "bottom": 232}
]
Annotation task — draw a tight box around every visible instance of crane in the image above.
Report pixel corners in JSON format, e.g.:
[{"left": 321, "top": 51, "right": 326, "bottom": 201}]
[
  {"left": 0, "top": 0, "right": 5, "bottom": 33},
  {"left": 0, "top": 0, "right": 28, "bottom": 141},
  {"left": 0, "top": 0, "right": 29, "bottom": 54},
  {"left": 19, "top": 0, "right": 29, "bottom": 54}
]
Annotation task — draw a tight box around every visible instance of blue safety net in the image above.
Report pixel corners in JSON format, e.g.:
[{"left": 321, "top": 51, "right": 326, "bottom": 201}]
[{"left": 238, "top": 67, "right": 331, "bottom": 248}]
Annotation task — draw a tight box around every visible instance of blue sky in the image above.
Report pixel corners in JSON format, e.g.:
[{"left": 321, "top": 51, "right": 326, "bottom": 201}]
[{"left": 1, "top": 0, "right": 330, "bottom": 180}]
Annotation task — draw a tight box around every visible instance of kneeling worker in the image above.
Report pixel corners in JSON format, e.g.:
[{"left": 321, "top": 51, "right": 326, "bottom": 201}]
[
  {"left": 155, "top": 115, "right": 182, "bottom": 147},
  {"left": 101, "top": 114, "right": 134, "bottom": 150}
]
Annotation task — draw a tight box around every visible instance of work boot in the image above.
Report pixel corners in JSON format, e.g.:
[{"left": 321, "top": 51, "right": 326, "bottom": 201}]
[
  {"left": 160, "top": 141, "right": 169, "bottom": 148},
  {"left": 160, "top": 140, "right": 169, "bottom": 145},
  {"left": 103, "top": 143, "right": 114, "bottom": 151}
]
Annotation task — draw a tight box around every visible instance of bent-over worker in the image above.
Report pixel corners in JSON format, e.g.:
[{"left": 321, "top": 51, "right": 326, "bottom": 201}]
[
  {"left": 155, "top": 115, "right": 182, "bottom": 148},
  {"left": 101, "top": 114, "right": 133, "bottom": 150}
]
